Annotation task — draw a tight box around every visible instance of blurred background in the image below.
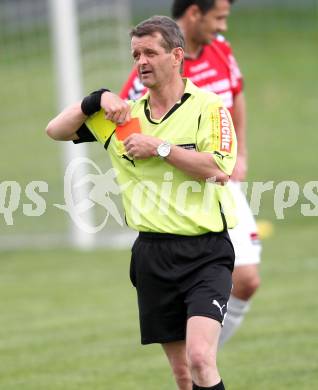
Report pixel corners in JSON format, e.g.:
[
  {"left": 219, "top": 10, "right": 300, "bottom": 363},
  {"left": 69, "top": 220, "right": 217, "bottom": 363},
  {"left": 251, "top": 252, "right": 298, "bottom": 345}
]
[{"left": 0, "top": 0, "right": 317, "bottom": 389}]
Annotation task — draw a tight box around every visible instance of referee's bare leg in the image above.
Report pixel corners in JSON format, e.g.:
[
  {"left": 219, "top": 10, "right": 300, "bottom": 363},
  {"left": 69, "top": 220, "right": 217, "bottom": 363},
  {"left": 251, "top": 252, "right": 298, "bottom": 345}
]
[
  {"left": 162, "top": 340, "right": 192, "bottom": 390},
  {"left": 162, "top": 316, "right": 223, "bottom": 390}
]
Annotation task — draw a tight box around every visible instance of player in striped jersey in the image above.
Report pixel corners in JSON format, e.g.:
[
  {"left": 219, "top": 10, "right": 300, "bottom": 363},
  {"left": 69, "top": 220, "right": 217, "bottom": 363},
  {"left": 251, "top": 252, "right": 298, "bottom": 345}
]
[{"left": 121, "top": 0, "right": 262, "bottom": 348}]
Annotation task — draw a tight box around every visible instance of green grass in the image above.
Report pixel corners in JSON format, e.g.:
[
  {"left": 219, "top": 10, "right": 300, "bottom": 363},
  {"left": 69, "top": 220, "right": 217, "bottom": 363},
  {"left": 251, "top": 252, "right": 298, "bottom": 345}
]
[
  {"left": 0, "top": 224, "right": 317, "bottom": 389},
  {"left": 0, "top": 249, "right": 171, "bottom": 390},
  {"left": 220, "top": 224, "right": 318, "bottom": 389}
]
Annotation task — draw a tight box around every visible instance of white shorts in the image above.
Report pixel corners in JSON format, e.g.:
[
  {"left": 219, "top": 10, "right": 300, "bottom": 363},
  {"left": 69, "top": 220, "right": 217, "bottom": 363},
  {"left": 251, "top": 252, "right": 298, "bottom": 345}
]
[{"left": 227, "top": 181, "right": 262, "bottom": 266}]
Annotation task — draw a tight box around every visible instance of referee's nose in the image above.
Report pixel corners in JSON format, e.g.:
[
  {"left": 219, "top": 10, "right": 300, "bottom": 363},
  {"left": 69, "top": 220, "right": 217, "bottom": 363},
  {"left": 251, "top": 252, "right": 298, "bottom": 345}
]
[{"left": 137, "top": 53, "right": 149, "bottom": 67}]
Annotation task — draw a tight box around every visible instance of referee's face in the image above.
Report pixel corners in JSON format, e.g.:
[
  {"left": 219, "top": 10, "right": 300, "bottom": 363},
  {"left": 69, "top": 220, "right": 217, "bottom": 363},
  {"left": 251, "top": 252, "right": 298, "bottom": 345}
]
[{"left": 131, "top": 33, "right": 181, "bottom": 89}]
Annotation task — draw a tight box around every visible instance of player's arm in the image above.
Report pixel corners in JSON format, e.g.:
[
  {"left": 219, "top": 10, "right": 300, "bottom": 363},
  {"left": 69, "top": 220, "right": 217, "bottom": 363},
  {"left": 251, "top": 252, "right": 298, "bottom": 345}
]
[
  {"left": 231, "top": 91, "right": 247, "bottom": 181},
  {"left": 46, "top": 90, "right": 130, "bottom": 141}
]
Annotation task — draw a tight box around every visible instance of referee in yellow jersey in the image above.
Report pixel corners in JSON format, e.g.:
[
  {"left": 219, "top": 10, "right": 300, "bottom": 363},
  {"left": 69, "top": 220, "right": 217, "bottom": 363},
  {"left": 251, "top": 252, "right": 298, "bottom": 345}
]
[{"left": 46, "top": 16, "right": 237, "bottom": 390}]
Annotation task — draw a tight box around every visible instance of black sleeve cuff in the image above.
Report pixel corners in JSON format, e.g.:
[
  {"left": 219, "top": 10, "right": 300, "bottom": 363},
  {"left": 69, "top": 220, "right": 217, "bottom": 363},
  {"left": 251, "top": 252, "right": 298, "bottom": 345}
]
[{"left": 73, "top": 123, "right": 97, "bottom": 144}]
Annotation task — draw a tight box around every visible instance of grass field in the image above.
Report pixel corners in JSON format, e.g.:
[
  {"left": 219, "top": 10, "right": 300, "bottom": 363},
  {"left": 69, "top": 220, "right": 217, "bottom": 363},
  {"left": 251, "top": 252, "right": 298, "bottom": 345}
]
[
  {"left": 1, "top": 5, "right": 318, "bottom": 390},
  {"left": 1, "top": 225, "right": 317, "bottom": 389}
]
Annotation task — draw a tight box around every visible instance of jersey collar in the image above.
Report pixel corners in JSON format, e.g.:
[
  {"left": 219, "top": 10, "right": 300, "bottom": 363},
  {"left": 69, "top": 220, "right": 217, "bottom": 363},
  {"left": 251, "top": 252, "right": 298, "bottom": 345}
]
[
  {"left": 141, "top": 78, "right": 197, "bottom": 124},
  {"left": 140, "top": 78, "right": 197, "bottom": 102}
]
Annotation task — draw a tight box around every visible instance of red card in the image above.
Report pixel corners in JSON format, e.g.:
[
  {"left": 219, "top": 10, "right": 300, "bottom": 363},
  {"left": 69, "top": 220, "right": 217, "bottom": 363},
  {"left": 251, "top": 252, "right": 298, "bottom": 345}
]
[{"left": 115, "top": 117, "right": 141, "bottom": 140}]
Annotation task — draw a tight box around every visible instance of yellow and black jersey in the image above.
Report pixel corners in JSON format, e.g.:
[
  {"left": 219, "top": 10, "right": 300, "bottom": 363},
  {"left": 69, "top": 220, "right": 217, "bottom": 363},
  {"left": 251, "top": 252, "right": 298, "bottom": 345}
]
[{"left": 75, "top": 79, "right": 237, "bottom": 234}]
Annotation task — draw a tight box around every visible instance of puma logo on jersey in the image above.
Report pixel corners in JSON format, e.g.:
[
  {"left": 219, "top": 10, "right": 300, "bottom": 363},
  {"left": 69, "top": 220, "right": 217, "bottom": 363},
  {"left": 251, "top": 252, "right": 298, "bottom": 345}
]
[
  {"left": 219, "top": 108, "right": 232, "bottom": 153},
  {"left": 212, "top": 299, "right": 227, "bottom": 317},
  {"left": 122, "top": 154, "right": 135, "bottom": 167},
  {"left": 213, "top": 151, "right": 226, "bottom": 160}
]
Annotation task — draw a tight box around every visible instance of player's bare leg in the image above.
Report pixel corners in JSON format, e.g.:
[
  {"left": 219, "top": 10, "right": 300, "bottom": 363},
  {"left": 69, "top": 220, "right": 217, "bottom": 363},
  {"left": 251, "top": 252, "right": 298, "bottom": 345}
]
[
  {"left": 232, "top": 263, "right": 260, "bottom": 300},
  {"left": 162, "top": 341, "right": 192, "bottom": 390},
  {"left": 186, "top": 316, "right": 224, "bottom": 388},
  {"left": 219, "top": 264, "right": 260, "bottom": 346}
]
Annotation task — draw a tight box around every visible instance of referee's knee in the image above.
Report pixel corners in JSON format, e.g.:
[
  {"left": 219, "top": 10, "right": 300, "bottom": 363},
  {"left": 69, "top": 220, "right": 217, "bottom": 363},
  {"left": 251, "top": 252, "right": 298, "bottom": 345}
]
[{"left": 187, "top": 347, "right": 217, "bottom": 378}]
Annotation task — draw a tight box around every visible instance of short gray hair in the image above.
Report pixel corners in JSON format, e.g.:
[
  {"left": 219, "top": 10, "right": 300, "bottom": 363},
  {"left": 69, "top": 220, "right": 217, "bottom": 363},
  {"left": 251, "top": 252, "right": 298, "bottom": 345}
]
[{"left": 130, "top": 15, "right": 185, "bottom": 52}]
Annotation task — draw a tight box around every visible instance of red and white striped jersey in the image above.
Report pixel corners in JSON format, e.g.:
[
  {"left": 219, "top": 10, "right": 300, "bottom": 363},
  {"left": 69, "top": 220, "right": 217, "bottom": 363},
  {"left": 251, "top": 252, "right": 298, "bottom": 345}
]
[{"left": 120, "top": 35, "right": 243, "bottom": 114}]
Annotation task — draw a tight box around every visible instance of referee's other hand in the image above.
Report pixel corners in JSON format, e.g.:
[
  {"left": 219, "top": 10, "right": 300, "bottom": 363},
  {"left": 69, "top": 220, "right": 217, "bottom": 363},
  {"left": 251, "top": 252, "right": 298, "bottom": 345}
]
[
  {"left": 101, "top": 91, "right": 131, "bottom": 125},
  {"left": 124, "top": 133, "right": 161, "bottom": 159}
]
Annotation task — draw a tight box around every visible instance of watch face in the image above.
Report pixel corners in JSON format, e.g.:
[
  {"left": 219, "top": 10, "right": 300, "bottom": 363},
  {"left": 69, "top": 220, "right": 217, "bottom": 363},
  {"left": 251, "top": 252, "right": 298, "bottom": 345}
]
[{"left": 158, "top": 143, "right": 171, "bottom": 157}]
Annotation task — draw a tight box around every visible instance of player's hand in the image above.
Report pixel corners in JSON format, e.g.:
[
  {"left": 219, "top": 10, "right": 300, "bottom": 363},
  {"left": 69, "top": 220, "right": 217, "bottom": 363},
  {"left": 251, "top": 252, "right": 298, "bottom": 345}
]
[
  {"left": 231, "top": 154, "right": 247, "bottom": 181},
  {"left": 123, "top": 134, "right": 162, "bottom": 159},
  {"left": 100, "top": 91, "right": 131, "bottom": 125}
]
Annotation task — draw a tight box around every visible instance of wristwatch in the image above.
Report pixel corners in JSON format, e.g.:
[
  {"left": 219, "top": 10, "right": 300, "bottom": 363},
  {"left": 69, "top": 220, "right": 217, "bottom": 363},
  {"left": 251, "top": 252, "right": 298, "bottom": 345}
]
[{"left": 157, "top": 142, "right": 171, "bottom": 158}]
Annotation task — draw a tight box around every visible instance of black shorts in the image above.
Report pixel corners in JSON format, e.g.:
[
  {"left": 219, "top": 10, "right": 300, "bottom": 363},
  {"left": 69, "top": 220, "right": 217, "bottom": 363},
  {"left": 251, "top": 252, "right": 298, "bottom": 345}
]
[{"left": 129, "top": 230, "right": 235, "bottom": 345}]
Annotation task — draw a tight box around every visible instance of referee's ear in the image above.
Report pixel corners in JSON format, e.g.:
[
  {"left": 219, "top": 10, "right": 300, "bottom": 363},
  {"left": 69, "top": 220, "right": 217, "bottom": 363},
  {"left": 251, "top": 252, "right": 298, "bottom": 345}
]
[{"left": 172, "top": 47, "right": 184, "bottom": 71}]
